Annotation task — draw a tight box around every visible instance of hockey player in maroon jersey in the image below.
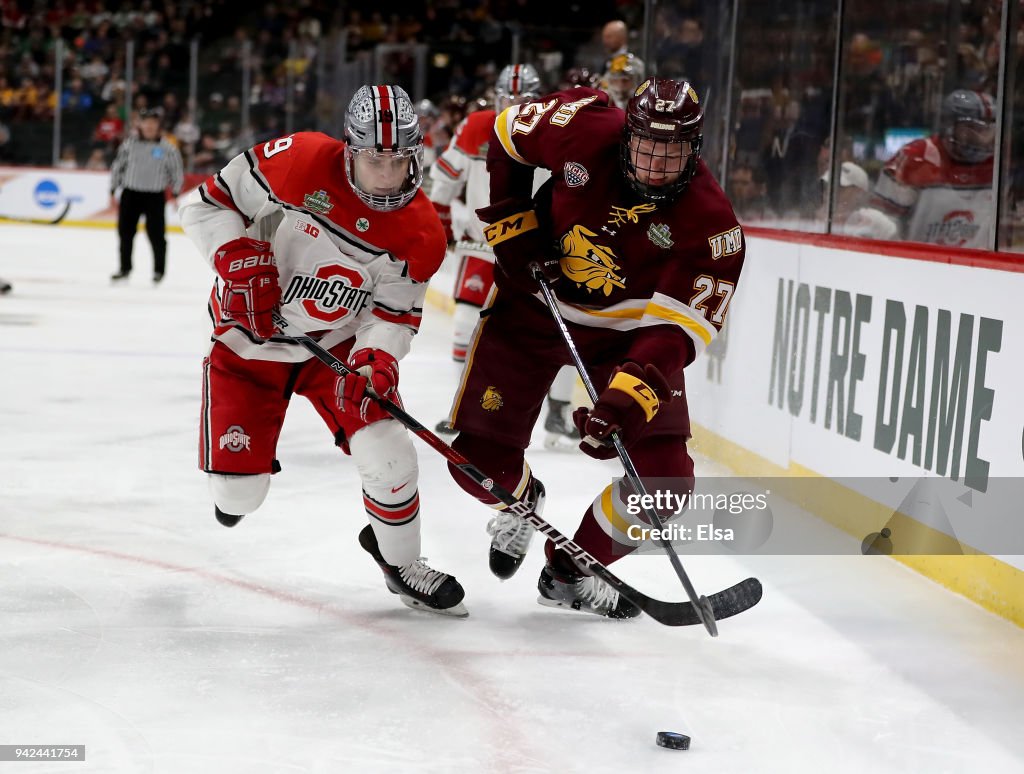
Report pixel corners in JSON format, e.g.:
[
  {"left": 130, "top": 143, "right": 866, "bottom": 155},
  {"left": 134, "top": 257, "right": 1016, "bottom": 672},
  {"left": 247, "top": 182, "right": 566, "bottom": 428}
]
[
  {"left": 446, "top": 77, "right": 745, "bottom": 617},
  {"left": 855, "top": 89, "right": 996, "bottom": 248},
  {"left": 429, "top": 64, "right": 582, "bottom": 449},
  {"left": 179, "top": 84, "right": 467, "bottom": 616}
]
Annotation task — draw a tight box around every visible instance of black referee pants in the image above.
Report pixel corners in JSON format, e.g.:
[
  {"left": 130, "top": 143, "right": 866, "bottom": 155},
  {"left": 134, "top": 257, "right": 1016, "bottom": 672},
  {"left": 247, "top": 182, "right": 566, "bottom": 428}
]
[{"left": 117, "top": 189, "right": 166, "bottom": 276}]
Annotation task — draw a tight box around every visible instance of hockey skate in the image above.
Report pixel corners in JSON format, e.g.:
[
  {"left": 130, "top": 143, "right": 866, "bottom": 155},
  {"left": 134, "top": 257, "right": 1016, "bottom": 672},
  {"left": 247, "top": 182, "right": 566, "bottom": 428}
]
[
  {"left": 487, "top": 479, "right": 544, "bottom": 580},
  {"left": 358, "top": 525, "right": 468, "bottom": 617},
  {"left": 537, "top": 554, "right": 641, "bottom": 619},
  {"left": 543, "top": 397, "right": 581, "bottom": 452},
  {"left": 214, "top": 505, "right": 244, "bottom": 528}
]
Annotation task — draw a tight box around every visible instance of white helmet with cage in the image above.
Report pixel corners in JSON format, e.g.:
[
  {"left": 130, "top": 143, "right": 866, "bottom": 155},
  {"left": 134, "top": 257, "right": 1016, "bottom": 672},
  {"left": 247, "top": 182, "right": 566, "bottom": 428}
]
[
  {"left": 344, "top": 84, "right": 424, "bottom": 211},
  {"left": 495, "top": 64, "right": 542, "bottom": 112}
]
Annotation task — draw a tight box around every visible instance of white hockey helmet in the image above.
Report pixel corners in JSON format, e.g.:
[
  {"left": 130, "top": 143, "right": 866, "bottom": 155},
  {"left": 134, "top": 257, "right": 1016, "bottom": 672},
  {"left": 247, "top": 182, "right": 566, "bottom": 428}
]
[
  {"left": 495, "top": 64, "right": 542, "bottom": 111},
  {"left": 344, "top": 84, "right": 424, "bottom": 211}
]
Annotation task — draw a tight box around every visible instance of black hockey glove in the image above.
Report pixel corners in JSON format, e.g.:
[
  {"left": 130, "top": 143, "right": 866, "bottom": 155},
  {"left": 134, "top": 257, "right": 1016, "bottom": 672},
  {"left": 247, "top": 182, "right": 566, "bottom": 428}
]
[{"left": 476, "top": 198, "right": 560, "bottom": 292}]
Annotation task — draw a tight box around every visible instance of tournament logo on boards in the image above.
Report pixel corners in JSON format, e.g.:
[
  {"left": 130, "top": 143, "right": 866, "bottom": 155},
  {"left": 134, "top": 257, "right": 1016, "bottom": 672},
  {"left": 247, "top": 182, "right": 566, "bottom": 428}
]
[
  {"left": 564, "top": 161, "right": 590, "bottom": 188},
  {"left": 280, "top": 263, "right": 372, "bottom": 323},
  {"left": 481, "top": 386, "right": 504, "bottom": 411},
  {"left": 219, "top": 425, "right": 251, "bottom": 452},
  {"left": 303, "top": 189, "right": 334, "bottom": 215}
]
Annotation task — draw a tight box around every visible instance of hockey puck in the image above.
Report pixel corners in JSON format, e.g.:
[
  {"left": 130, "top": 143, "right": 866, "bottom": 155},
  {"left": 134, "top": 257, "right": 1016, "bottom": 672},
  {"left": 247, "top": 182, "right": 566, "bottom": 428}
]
[{"left": 655, "top": 731, "right": 690, "bottom": 750}]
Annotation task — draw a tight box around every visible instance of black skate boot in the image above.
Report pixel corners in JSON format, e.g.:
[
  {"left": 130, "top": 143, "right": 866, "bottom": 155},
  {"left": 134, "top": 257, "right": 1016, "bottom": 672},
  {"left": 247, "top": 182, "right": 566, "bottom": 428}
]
[
  {"left": 543, "top": 397, "right": 581, "bottom": 451},
  {"left": 487, "top": 479, "right": 544, "bottom": 580},
  {"left": 214, "top": 505, "right": 244, "bottom": 527},
  {"left": 359, "top": 525, "right": 468, "bottom": 617},
  {"left": 537, "top": 548, "right": 641, "bottom": 619}
]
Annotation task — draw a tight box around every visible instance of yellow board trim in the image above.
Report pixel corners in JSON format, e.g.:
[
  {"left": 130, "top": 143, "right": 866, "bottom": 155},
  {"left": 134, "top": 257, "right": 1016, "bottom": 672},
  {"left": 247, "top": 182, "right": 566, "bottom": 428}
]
[{"left": 689, "top": 420, "right": 1024, "bottom": 628}]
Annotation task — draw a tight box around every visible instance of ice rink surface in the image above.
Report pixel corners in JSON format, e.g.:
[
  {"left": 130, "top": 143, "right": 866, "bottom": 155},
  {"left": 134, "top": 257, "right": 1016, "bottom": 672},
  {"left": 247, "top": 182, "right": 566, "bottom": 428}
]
[{"left": 1, "top": 225, "right": 1023, "bottom": 774}]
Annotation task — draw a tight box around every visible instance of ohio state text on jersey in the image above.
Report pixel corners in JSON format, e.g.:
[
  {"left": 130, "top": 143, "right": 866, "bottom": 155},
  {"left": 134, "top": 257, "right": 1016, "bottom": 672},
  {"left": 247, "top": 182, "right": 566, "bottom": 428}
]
[{"left": 180, "top": 131, "right": 447, "bottom": 363}]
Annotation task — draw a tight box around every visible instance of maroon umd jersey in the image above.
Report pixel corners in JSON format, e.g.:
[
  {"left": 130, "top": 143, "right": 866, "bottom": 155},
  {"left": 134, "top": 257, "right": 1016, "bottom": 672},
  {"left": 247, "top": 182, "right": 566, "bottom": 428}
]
[{"left": 489, "top": 87, "right": 744, "bottom": 376}]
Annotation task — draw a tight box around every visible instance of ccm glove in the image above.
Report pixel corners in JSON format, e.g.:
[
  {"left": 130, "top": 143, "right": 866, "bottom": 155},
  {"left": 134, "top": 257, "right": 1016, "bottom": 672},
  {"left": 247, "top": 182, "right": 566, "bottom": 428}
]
[
  {"left": 572, "top": 362, "right": 672, "bottom": 459},
  {"left": 338, "top": 348, "right": 400, "bottom": 424},
  {"left": 213, "top": 238, "right": 280, "bottom": 340},
  {"left": 476, "top": 198, "right": 559, "bottom": 291}
]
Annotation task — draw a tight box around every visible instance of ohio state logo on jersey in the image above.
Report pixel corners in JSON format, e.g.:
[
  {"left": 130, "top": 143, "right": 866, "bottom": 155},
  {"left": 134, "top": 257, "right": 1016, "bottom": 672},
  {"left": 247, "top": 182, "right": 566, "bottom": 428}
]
[
  {"left": 280, "top": 263, "right": 372, "bottom": 323},
  {"left": 926, "top": 210, "right": 980, "bottom": 247}
]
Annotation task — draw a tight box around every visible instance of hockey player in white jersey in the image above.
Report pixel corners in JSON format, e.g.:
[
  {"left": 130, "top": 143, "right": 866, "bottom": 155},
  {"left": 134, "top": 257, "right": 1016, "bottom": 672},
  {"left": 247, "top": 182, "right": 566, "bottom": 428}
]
[
  {"left": 428, "top": 64, "right": 581, "bottom": 449},
  {"left": 179, "top": 84, "right": 467, "bottom": 616},
  {"left": 852, "top": 89, "right": 996, "bottom": 247}
]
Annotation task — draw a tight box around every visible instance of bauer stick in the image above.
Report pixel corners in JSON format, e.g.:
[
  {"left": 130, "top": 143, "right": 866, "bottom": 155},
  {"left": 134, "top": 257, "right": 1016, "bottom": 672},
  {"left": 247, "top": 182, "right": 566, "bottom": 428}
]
[
  {"left": 530, "top": 265, "right": 720, "bottom": 636},
  {"left": 271, "top": 311, "right": 761, "bottom": 629}
]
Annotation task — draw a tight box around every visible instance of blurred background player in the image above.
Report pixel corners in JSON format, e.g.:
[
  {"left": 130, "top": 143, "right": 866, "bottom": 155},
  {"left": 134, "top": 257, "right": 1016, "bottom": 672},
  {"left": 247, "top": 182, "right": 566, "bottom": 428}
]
[
  {"left": 109, "top": 106, "right": 183, "bottom": 283},
  {"left": 852, "top": 89, "right": 995, "bottom": 247},
  {"left": 428, "top": 64, "right": 581, "bottom": 450},
  {"left": 601, "top": 52, "right": 646, "bottom": 110},
  {"left": 449, "top": 78, "right": 745, "bottom": 617},
  {"left": 178, "top": 84, "right": 466, "bottom": 617},
  {"left": 415, "top": 98, "right": 441, "bottom": 169}
]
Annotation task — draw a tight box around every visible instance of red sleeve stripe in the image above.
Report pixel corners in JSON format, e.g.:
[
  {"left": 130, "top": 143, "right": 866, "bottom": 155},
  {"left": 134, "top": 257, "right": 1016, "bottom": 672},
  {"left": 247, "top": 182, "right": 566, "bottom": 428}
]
[
  {"left": 364, "top": 492, "right": 420, "bottom": 525},
  {"left": 372, "top": 308, "right": 422, "bottom": 328},
  {"left": 436, "top": 157, "right": 461, "bottom": 180}
]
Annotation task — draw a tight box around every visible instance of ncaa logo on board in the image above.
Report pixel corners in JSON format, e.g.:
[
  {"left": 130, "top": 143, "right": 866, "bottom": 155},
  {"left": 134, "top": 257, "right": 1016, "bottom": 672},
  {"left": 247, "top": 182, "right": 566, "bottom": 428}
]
[{"left": 563, "top": 162, "right": 590, "bottom": 188}]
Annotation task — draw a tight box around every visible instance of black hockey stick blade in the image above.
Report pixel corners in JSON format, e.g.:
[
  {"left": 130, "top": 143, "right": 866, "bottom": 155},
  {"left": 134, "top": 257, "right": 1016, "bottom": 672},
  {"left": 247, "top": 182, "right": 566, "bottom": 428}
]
[
  {"left": 0, "top": 201, "right": 71, "bottom": 225},
  {"left": 637, "top": 576, "right": 763, "bottom": 627}
]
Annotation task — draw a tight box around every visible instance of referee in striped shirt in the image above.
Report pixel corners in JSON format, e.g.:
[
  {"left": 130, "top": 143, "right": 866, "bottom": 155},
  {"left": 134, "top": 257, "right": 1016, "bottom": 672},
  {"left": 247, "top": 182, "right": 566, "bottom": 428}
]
[{"left": 109, "top": 107, "right": 184, "bottom": 283}]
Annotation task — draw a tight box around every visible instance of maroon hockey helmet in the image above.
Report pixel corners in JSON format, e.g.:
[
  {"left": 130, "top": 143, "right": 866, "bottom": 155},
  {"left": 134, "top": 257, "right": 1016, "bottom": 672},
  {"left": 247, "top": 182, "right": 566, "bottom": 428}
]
[{"left": 621, "top": 77, "right": 704, "bottom": 202}]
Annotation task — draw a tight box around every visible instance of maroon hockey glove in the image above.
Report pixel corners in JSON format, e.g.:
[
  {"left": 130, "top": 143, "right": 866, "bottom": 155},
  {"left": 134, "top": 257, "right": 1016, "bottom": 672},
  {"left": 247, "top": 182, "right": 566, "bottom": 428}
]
[
  {"left": 476, "top": 198, "right": 559, "bottom": 292},
  {"left": 338, "top": 348, "right": 400, "bottom": 424},
  {"left": 432, "top": 201, "right": 455, "bottom": 244},
  {"left": 572, "top": 362, "right": 671, "bottom": 459},
  {"left": 213, "top": 237, "right": 280, "bottom": 340}
]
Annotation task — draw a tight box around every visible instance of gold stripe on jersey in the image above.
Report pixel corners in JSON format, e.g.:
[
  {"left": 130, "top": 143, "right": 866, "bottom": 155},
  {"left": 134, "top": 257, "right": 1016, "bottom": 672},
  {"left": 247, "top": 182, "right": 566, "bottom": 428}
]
[
  {"left": 494, "top": 105, "right": 531, "bottom": 165},
  {"left": 549, "top": 291, "right": 716, "bottom": 356}
]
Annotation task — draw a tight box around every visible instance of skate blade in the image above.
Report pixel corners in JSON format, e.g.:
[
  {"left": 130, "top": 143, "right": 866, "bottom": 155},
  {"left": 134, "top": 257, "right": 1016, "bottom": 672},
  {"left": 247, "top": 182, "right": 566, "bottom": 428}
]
[
  {"left": 399, "top": 594, "right": 469, "bottom": 618},
  {"left": 543, "top": 433, "right": 579, "bottom": 452}
]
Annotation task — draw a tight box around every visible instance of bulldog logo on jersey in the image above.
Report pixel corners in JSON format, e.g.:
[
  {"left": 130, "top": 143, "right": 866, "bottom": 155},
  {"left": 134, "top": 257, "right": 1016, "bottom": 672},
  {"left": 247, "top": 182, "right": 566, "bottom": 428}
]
[
  {"left": 481, "top": 386, "right": 503, "bottom": 411},
  {"left": 559, "top": 225, "right": 626, "bottom": 296},
  {"left": 219, "top": 425, "right": 251, "bottom": 453},
  {"left": 280, "top": 263, "right": 372, "bottom": 323},
  {"left": 564, "top": 161, "right": 590, "bottom": 188}
]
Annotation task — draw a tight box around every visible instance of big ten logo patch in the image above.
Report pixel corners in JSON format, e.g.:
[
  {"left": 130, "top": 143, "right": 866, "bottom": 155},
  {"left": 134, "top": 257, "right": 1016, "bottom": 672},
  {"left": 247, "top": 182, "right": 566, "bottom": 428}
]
[
  {"left": 708, "top": 226, "right": 743, "bottom": 260},
  {"left": 219, "top": 425, "right": 251, "bottom": 452},
  {"left": 294, "top": 219, "right": 320, "bottom": 238},
  {"left": 281, "top": 263, "right": 372, "bottom": 323}
]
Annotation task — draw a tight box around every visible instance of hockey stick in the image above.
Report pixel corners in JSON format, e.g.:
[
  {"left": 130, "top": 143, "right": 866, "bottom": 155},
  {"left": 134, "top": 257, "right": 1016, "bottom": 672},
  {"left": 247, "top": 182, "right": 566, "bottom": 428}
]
[
  {"left": 0, "top": 201, "right": 72, "bottom": 226},
  {"left": 271, "top": 311, "right": 761, "bottom": 628},
  {"left": 531, "top": 265, "right": 744, "bottom": 637}
]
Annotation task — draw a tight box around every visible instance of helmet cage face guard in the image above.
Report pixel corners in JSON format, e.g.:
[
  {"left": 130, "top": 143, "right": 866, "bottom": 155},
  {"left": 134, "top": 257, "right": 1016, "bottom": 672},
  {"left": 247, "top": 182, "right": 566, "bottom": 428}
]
[
  {"left": 344, "top": 145, "right": 424, "bottom": 212},
  {"left": 620, "top": 79, "right": 704, "bottom": 202},
  {"left": 344, "top": 84, "right": 424, "bottom": 211},
  {"left": 940, "top": 89, "right": 996, "bottom": 164}
]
